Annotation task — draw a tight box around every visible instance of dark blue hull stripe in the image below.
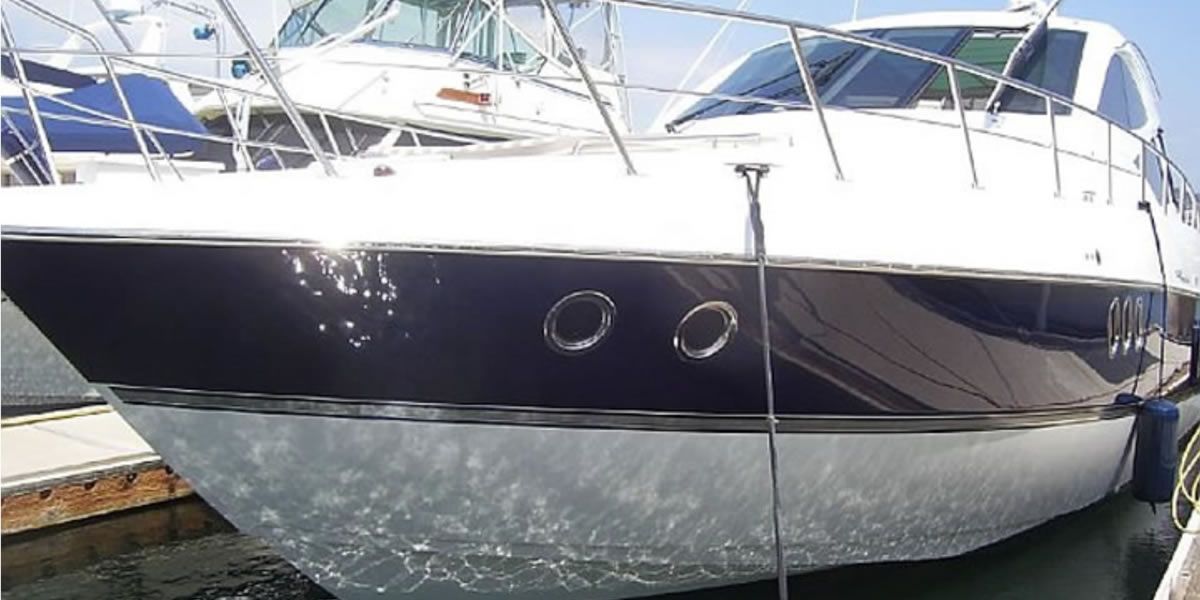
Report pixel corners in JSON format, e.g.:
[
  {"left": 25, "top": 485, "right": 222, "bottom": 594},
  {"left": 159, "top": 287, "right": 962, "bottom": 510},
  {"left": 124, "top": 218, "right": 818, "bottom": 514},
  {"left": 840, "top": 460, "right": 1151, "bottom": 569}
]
[{"left": 2, "top": 237, "right": 1196, "bottom": 419}]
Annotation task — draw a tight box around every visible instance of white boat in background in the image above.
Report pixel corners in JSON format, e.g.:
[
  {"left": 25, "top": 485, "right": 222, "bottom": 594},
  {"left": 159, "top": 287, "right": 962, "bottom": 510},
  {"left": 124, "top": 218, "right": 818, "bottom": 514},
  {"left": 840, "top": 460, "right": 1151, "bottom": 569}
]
[
  {"left": 192, "top": 0, "right": 632, "bottom": 168},
  {"left": 2, "top": 0, "right": 1200, "bottom": 599}
]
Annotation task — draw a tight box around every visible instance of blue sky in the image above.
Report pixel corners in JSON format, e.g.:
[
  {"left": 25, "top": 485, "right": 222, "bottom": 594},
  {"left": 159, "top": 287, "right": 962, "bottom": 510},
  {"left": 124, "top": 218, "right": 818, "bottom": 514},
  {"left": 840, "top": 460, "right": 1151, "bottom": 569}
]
[{"left": 7, "top": 0, "right": 1198, "bottom": 177}]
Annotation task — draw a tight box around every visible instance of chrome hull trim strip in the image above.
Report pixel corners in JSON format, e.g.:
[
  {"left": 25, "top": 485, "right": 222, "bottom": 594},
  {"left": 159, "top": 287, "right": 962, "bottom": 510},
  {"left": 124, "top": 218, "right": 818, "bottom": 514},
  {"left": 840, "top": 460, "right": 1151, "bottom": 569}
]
[
  {"left": 2, "top": 227, "right": 1189, "bottom": 297},
  {"left": 111, "top": 385, "right": 1137, "bottom": 434}
]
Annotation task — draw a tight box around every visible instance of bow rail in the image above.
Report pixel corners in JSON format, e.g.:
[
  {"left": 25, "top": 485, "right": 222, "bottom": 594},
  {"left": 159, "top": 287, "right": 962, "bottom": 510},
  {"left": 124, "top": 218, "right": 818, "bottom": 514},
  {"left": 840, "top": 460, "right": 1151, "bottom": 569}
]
[{"left": 0, "top": 0, "right": 1196, "bottom": 231}]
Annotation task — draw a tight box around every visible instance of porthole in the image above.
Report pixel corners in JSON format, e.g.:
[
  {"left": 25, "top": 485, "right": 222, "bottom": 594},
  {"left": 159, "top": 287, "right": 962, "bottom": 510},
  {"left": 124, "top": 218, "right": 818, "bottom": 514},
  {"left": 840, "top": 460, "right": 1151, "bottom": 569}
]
[
  {"left": 1107, "top": 297, "right": 1122, "bottom": 359},
  {"left": 1122, "top": 297, "right": 1135, "bottom": 355},
  {"left": 544, "top": 291, "right": 615, "bottom": 355},
  {"left": 675, "top": 301, "right": 738, "bottom": 361},
  {"left": 1134, "top": 297, "right": 1146, "bottom": 351}
]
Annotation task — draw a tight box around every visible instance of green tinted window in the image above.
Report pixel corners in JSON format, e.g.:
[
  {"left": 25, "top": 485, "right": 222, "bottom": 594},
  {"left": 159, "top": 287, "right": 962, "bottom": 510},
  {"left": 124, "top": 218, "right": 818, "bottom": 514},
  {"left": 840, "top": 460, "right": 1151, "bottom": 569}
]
[{"left": 918, "top": 33, "right": 1018, "bottom": 108}]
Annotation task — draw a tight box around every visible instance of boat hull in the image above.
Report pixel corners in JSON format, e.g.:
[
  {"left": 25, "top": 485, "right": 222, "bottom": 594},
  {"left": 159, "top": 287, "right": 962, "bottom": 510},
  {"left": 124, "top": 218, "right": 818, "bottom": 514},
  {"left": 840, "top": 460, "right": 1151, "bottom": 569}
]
[
  {"left": 102, "top": 388, "right": 1199, "bottom": 600},
  {"left": 3, "top": 234, "right": 1199, "bottom": 598}
]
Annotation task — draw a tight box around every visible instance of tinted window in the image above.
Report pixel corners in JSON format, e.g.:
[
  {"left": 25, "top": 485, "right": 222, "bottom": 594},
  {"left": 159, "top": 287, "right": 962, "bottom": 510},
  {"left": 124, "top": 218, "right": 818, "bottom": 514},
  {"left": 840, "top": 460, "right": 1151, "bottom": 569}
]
[
  {"left": 1145, "top": 149, "right": 1164, "bottom": 204},
  {"left": 674, "top": 27, "right": 1087, "bottom": 126},
  {"left": 825, "top": 28, "right": 968, "bottom": 108},
  {"left": 919, "top": 32, "right": 1018, "bottom": 109},
  {"left": 1098, "top": 56, "right": 1148, "bottom": 129},
  {"left": 1098, "top": 57, "right": 1130, "bottom": 126},
  {"left": 673, "top": 28, "right": 964, "bottom": 124},
  {"left": 996, "top": 30, "right": 1087, "bottom": 114}
]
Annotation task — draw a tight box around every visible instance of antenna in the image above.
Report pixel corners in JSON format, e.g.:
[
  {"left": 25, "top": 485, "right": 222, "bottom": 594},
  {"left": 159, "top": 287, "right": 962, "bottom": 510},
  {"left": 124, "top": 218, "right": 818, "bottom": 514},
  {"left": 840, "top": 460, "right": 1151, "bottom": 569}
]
[{"left": 851, "top": 0, "right": 860, "bottom": 21}]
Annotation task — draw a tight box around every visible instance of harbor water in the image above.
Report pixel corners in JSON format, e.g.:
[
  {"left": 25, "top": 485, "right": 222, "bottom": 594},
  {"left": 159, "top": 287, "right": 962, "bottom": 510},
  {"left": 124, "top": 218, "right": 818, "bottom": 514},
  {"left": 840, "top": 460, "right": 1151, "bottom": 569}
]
[{"left": 0, "top": 489, "right": 1183, "bottom": 599}]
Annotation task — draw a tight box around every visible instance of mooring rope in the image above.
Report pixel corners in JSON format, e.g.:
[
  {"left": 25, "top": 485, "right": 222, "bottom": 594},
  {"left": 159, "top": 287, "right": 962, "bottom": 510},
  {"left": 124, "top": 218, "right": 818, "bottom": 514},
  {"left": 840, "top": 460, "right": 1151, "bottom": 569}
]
[{"left": 737, "top": 163, "right": 789, "bottom": 600}]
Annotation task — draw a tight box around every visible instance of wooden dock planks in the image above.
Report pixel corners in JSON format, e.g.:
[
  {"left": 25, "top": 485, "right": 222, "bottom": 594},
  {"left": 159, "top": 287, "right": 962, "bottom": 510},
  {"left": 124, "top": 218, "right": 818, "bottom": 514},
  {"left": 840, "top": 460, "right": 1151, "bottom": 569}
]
[{"left": 1, "top": 406, "right": 193, "bottom": 534}]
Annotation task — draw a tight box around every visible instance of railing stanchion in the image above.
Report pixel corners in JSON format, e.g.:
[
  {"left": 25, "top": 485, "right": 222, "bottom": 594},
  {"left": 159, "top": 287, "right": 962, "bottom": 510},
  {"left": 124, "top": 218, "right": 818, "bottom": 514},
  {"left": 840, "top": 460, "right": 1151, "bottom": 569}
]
[
  {"left": 787, "top": 26, "right": 843, "bottom": 181},
  {"left": 318, "top": 112, "right": 343, "bottom": 158},
  {"left": 947, "top": 64, "right": 979, "bottom": 189},
  {"left": 1106, "top": 122, "right": 1113, "bottom": 205},
  {"left": 1047, "top": 97, "right": 1061, "bottom": 197},
  {"left": 211, "top": 0, "right": 339, "bottom": 177},
  {"left": 2, "top": 14, "right": 61, "bottom": 184},
  {"left": 540, "top": 0, "right": 636, "bottom": 175},
  {"left": 1141, "top": 141, "right": 1148, "bottom": 207},
  {"left": 214, "top": 87, "right": 256, "bottom": 172}
]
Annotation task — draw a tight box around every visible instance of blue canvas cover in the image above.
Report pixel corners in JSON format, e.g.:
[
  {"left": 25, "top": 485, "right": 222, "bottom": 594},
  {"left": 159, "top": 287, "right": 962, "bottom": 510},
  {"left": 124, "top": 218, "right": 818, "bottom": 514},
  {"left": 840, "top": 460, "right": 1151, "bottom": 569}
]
[
  {"left": 1, "top": 56, "right": 97, "bottom": 90},
  {"left": 2, "top": 73, "right": 206, "bottom": 156}
]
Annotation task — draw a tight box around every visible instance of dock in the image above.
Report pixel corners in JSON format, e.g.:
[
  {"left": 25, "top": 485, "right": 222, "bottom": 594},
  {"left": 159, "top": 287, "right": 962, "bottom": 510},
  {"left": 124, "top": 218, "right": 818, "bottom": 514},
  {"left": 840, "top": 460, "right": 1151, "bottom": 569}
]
[{"left": 1, "top": 405, "right": 192, "bottom": 534}]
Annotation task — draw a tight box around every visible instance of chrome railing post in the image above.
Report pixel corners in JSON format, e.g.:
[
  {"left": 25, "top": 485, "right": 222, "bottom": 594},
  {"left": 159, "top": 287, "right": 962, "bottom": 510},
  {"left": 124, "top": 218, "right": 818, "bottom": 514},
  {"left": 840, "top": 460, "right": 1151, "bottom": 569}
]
[
  {"left": 10, "top": 0, "right": 160, "bottom": 181},
  {"left": 787, "top": 26, "right": 843, "bottom": 181},
  {"left": 211, "top": 0, "right": 339, "bottom": 177},
  {"left": 1106, "top": 122, "right": 1113, "bottom": 205},
  {"left": 946, "top": 64, "right": 979, "bottom": 189},
  {"left": 2, "top": 14, "right": 61, "bottom": 184},
  {"left": 1047, "top": 97, "right": 1061, "bottom": 197},
  {"left": 214, "top": 87, "right": 256, "bottom": 171},
  {"left": 318, "top": 112, "right": 343, "bottom": 158},
  {"left": 540, "top": 0, "right": 637, "bottom": 175},
  {"left": 1141, "top": 141, "right": 1148, "bottom": 206}
]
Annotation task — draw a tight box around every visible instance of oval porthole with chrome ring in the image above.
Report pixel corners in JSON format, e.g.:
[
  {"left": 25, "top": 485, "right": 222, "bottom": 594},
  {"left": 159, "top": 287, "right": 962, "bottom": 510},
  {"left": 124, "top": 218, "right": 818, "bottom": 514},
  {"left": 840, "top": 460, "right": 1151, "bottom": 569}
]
[
  {"left": 544, "top": 290, "right": 616, "bottom": 355},
  {"left": 1134, "top": 296, "right": 1146, "bottom": 352},
  {"left": 1107, "top": 297, "right": 1121, "bottom": 359},
  {"left": 675, "top": 301, "right": 739, "bottom": 361}
]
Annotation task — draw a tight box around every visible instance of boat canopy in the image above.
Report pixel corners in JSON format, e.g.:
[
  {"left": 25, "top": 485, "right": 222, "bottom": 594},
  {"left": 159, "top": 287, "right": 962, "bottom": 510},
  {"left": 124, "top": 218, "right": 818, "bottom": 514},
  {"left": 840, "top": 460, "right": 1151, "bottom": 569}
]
[
  {"left": 1, "top": 56, "right": 97, "bottom": 90},
  {"left": 2, "top": 72, "right": 206, "bottom": 158},
  {"left": 672, "top": 26, "right": 1087, "bottom": 128}
]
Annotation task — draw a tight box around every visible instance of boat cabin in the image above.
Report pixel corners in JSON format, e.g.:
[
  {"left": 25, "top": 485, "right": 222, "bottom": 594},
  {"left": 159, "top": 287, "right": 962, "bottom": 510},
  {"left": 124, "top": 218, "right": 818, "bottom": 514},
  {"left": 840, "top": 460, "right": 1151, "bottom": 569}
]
[{"left": 274, "top": 0, "right": 623, "bottom": 75}]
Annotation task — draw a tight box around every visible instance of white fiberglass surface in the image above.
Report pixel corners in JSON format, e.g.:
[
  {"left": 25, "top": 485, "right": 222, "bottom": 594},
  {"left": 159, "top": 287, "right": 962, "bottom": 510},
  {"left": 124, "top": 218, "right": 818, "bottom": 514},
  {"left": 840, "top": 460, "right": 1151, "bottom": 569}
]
[{"left": 3, "top": 108, "right": 1198, "bottom": 297}]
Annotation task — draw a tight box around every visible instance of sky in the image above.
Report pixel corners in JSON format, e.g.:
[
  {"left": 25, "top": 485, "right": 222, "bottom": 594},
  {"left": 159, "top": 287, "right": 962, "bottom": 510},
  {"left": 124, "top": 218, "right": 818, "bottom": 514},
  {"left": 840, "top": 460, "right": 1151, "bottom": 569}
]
[{"left": 6, "top": 0, "right": 1198, "bottom": 177}]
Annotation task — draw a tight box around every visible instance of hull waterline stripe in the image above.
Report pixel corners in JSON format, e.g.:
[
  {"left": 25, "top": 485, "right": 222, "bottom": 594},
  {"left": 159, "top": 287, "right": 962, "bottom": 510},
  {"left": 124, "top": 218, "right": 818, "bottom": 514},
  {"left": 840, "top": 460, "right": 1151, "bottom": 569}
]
[
  {"left": 1, "top": 228, "right": 1192, "bottom": 298},
  {"left": 110, "top": 386, "right": 1138, "bottom": 434}
]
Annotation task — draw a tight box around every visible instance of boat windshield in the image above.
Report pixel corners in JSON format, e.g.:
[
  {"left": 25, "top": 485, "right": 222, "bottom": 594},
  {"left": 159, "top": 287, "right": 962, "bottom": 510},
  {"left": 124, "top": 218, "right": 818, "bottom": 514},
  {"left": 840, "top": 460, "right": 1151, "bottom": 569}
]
[
  {"left": 276, "top": 0, "right": 613, "bottom": 73},
  {"left": 671, "top": 26, "right": 1087, "bottom": 127}
]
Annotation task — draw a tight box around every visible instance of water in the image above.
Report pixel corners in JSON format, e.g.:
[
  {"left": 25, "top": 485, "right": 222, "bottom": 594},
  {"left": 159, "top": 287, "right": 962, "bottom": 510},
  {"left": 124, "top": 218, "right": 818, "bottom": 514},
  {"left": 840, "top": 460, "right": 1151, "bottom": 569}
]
[{"left": 1, "top": 491, "right": 1182, "bottom": 600}]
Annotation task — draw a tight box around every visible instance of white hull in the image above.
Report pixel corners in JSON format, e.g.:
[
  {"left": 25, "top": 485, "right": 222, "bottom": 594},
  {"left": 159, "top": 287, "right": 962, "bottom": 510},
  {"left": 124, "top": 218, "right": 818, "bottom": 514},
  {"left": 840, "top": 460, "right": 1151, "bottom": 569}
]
[{"left": 103, "top": 390, "right": 1200, "bottom": 599}]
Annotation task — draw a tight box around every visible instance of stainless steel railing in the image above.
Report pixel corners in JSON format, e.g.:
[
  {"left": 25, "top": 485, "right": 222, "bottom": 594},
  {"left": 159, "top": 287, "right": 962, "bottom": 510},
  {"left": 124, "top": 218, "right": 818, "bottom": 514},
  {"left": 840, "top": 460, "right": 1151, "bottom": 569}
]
[
  {"left": 586, "top": 0, "right": 1195, "bottom": 226},
  {"left": 1, "top": 0, "right": 1196, "bottom": 231}
]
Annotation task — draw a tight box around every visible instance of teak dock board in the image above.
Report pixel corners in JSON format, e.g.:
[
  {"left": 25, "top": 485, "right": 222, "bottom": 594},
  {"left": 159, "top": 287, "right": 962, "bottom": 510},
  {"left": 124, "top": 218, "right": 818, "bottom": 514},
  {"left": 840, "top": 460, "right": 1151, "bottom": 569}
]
[{"left": 1, "top": 406, "right": 192, "bottom": 534}]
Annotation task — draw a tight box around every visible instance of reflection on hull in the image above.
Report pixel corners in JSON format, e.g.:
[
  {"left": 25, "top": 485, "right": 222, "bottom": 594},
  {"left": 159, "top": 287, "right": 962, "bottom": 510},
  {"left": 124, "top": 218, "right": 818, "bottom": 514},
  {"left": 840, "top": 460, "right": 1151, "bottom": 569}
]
[
  {"left": 2, "top": 238, "right": 1195, "bottom": 417},
  {"left": 106, "top": 391, "right": 1200, "bottom": 600},
  {"left": 3, "top": 235, "right": 1199, "bottom": 598}
]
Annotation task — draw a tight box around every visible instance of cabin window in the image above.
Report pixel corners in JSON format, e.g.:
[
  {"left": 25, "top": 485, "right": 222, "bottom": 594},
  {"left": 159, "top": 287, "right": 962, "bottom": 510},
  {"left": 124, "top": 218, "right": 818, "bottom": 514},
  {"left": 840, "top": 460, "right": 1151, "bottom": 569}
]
[
  {"left": 990, "top": 30, "right": 1087, "bottom": 115},
  {"left": 917, "top": 31, "right": 1018, "bottom": 109},
  {"left": 672, "top": 27, "right": 1087, "bottom": 127},
  {"left": 1098, "top": 56, "right": 1148, "bottom": 130},
  {"left": 279, "top": 0, "right": 379, "bottom": 48},
  {"left": 1184, "top": 187, "right": 1196, "bottom": 226},
  {"left": 1144, "top": 148, "right": 1165, "bottom": 204}
]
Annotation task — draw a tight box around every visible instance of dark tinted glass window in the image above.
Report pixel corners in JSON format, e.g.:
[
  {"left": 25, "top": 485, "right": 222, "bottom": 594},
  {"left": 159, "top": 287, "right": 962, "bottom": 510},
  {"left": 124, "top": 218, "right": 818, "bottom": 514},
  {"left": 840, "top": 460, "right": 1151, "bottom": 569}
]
[
  {"left": 1145, "top": 149, "right": 1164, "bottom": 203},
  {"left": 672, "top": 28, "right": 964, "bottom": 124},
  {"left": 996, "top": 30, "right": 1087, "bottom": 114},
  {"left": 918, "top": 32, "right": 1018, "bottom": 109},
  {"left": 1098, "top": 56, "right": 1131, "bottom": 126},
  {"left": 825, "top": 28, "right": 968, "bottom": 108},
  {"left": 674, "top": 27, "right": 1087, "bottom": 126},
  {"left": 1098, "top": 56, "right": 1148, "bottom": 129}
]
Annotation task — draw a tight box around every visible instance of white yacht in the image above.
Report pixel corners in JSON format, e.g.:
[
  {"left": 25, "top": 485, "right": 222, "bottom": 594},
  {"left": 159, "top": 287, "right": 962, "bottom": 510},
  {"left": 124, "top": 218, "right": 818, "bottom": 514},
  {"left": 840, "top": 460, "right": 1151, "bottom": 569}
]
[
  {"left": 193, "top": 0, "right": 632, "bottom": 168},
  {"left": 2, "top": 1, "right": 1199, "bottom": 599}
]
